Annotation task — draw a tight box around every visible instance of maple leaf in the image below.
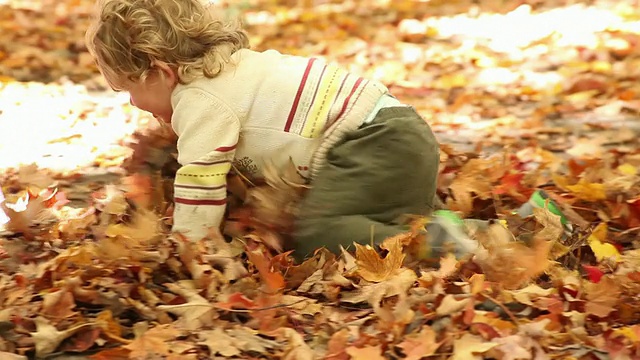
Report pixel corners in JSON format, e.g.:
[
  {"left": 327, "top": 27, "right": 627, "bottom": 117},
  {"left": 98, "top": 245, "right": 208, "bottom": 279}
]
[
  {"left": 198, "top": 327, "right": 241, "bottom": 357},
  {"left": 341, "top": 267, "right": 417, "bottom": 310},
  {"left": 1, "top": 190, "right": 54, "bottom": 235},
  {"left": 451, "top": 334, "right": 498, "bottom": 360},
  {"left": 397, "top": 326, "right": 442, "bottom": 360},
  {"left": 584, "top": 276, "right": 621, "bottom": 318},
  {"left": 156, "top": 282, "right": 215, "bottom": 330},
  {"left": 123, "top": 323, "right": 182, "bottom": 360},
  {"left": 354, "top": 236, "right": 405, "bottom": 282},
  {"left": 345, "top": 345, "right": 385, "bottom": 360}
]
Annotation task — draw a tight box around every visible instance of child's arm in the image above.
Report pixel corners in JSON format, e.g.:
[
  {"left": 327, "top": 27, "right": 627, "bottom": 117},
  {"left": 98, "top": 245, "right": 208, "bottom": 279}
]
[{"left": 170, "top": 88, "right": 241, "bottom": 241}]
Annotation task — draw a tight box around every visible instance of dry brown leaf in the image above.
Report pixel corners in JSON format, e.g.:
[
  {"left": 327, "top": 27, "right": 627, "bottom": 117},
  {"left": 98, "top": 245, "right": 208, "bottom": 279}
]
[
  {"left": 341, "top": 268, "right": 417, "bottom": 310},
  {"left": 451, "top": 333, "right": 498, "bottom": 360},
  {"left": 345, "top": 345, "right": 385, "bottom": 360},
  {"left": 1, "top": 191, "right": 53, "bottom": 235},
  {"left": 41, "top": 288, "right": 76, "bottom": 319},
  {"left": 584, "top": 276, "right": 621, "bottom": 318},
  {"left": 280, "top": 327, "right": 314, "bottom": 360},
  {"left": 198, "top": 328, "right": 241, "bottom": 357},
  {"left": 355, "top": 236, "right": 405, "bottom": 283},
  {"left": 397, "top": 326, "right": 441, "bottom": 360},
  {"left": 156, "top": 282, "right": 215, "bottom": 330},
  {"left": 30, "top": 317, "right": 94, "bottom": 358},
  {"left": 123, "top": 323, "right": 182, "bottom": 360},
  {"left": 436, "top": 294, "right": 471, "bottom": 316}
]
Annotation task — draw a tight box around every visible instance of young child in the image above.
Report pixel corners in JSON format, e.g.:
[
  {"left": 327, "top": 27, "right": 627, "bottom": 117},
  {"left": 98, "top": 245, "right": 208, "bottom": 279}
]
[{"left": 85, "top": 0, "right": 464, "bottom": 261}]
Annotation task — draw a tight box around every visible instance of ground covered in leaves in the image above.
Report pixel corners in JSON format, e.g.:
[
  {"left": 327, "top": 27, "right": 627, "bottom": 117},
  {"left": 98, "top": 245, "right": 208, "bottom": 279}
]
[{"left": 2, "top": 0, "right": 640, "bottom": 359}]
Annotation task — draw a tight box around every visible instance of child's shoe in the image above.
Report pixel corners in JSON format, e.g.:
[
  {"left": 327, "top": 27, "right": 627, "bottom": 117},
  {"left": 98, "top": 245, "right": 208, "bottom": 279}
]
[{"left": 515, "top": 190, "right": 571, "bottom": 232}]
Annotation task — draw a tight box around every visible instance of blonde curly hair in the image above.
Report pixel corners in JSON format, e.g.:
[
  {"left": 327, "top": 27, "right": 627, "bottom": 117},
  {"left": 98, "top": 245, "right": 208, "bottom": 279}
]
[{"left": 85, "top": 0, "right": 249, "bottom": 86}]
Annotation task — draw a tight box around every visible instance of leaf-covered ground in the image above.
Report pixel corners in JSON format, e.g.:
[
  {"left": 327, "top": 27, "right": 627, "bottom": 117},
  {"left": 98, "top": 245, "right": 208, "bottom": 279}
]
[{"left": 2, "top": 0, "right": 640, "bottom": 359}]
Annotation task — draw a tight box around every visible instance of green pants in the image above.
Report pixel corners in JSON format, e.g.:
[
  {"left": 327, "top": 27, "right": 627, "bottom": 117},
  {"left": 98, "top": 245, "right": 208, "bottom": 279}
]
[{"left": 291, "top": 106, "right": 440, "bottom": 260}]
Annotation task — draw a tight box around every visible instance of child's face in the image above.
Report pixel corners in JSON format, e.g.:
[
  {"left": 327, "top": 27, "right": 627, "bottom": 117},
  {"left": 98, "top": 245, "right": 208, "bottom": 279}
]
[{"left": 106, "top": 65, "right": 177, "bottom": 124}]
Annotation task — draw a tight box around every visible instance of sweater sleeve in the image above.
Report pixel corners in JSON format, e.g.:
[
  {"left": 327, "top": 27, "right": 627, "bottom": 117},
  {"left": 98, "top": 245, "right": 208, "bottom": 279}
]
[{"left": 170, "top": 88, "right": 240, "bottom": 241}]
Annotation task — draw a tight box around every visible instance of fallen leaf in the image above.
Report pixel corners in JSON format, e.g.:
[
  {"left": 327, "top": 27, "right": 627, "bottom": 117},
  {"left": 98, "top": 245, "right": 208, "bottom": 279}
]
[
  {"left": 345, "top": 345, "right": 385, "bottom": 360},
  {"left": 584, "top": 276, "right": 621, "bottom": 318},
  {"left": 280, "top": 327, "right": 314, "bottom": 360},
  {"left": 123, "top": 323, "right": 181, "bottom": 360},
  {"left": 30, "top": 317, "right": 94, "bottom": 358},
  {"left": 355, "top": 236, "right": 405, "bottom": 282},
  {"left": 397, "top": 326, "right": 441, "bottom": 360},
  {"left": 156, "top": 282, "right": 215, "bottom": 330},
  {"left": 198, "top": 327, "right": 241, "bottom": 357},
  {"left": 451, "top": 333, "right": 498, "bottom": 360}
]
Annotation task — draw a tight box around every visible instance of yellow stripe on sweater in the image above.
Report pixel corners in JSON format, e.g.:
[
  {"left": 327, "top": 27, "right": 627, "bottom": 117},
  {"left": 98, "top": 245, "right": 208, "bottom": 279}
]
[
  {"left": 175, "top": 162, "right": 231, "bottom": 187},
  {"left": 301, "top": 64, "right": 343, "bottom": 138}
]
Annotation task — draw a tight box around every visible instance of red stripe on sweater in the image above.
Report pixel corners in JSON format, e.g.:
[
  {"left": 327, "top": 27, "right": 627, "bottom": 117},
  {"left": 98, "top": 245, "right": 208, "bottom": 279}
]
[
  {"left": 284, "top": 58, "right": 317, "bottom": 132},
  {"left": 175, "top": 184, "right": 226, "bottom": 190},
  {"left": 215, "top": 144, "right": 237, "bottom": 152},
  {"left": 175, "top": 197, "right": 227, "bottom": 206},
  {"left": 190, "top": 160, "right": 231, "bottom": 166},
  {"left": 333, "top": 77, "right": 364, "bottom": 125}
]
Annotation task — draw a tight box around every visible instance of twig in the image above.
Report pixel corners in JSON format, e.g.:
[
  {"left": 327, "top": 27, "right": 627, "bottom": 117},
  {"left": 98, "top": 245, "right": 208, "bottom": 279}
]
[
  {"left": 482, "top": 292, "right": 519, "bottom": 324},
  {"left": 215, "top": 298, "right": 308, "bottom": 313}
]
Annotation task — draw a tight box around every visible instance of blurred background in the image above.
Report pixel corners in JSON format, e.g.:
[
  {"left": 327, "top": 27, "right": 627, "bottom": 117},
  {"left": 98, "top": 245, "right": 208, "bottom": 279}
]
[{"left": 0, "top": 0, "right": 639, "bottom": 172}]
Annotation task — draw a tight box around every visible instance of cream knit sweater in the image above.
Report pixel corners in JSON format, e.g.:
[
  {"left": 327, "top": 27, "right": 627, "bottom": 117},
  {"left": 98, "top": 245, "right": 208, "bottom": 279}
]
[{"left": 170, "top": 49, "right": 388, "bottom": 240}]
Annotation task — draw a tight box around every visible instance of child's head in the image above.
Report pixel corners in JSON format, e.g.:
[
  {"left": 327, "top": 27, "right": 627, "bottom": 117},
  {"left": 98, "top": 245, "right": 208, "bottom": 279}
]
[{"left": 85, "top": 0, "right": 249, "bottom": 88}]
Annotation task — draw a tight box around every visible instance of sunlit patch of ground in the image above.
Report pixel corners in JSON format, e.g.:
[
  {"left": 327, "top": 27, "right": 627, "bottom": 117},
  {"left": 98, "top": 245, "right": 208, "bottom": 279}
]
[
  {"left": 0, "top": 81, "right": 152, "bottom": 172},
  {"left": 0, "top": 1, "right": 639, "bottom": 170}
]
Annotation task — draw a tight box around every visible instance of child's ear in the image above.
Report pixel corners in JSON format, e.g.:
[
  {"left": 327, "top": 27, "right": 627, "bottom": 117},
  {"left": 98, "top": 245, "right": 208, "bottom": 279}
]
[{"left": 152, "top": 61, "right": 177, "bottom": 88}]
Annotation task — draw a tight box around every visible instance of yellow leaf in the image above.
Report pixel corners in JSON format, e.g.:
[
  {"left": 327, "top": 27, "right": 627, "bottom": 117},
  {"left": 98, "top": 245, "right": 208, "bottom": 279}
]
[
  {"left": 617, "top": 163, "right": 637, "bottom": 176},
  {"left": 355, "top": 236, "right": 405, "bottom": 283},
  {"left": 612, "top": 327, "right": 639, "bottom": 342},
  {"left": 587, "top": 223, "right": 621, "bottom": 263},
  {"left": 566, "top": 179, "right": 606, "bottom": 201}
]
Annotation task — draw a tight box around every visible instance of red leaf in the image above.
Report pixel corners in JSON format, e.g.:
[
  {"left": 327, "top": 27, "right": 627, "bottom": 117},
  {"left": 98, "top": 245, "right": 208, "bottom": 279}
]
[
  {"left": 215, "top": 292, "right": 257, "bottom": 310},
  {"left": 89, "top": 347, "right": 131, "bottom": 360},
  {"left": 59, "top": 328, "right": 101, "bottom": 352},
  {"left": 583, "top": 265, "right": 604, "bottom": 283}
]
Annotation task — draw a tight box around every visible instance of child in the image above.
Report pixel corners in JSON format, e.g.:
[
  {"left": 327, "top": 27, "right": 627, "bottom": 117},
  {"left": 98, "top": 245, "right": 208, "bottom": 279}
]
[{"left": 85, "top": 0, "right": 464, "bottom": 261}]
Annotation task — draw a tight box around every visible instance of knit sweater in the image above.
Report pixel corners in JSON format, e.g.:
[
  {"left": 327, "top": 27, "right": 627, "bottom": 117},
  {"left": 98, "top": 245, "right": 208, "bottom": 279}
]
[{"left": 170, "top": 49, "right": 389, "bottom": 241}]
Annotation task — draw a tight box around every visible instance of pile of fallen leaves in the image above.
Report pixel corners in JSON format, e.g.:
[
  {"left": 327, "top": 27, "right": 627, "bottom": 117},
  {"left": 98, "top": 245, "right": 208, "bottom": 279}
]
[{"left": 1, "top": 139, "right": 640, "bottom": 359}]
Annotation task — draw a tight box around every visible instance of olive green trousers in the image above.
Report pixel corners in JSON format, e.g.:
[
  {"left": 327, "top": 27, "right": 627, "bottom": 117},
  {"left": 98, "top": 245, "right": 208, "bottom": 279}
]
[{"left": 291, "top": 106, "right": 440, "bottom": 261}]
